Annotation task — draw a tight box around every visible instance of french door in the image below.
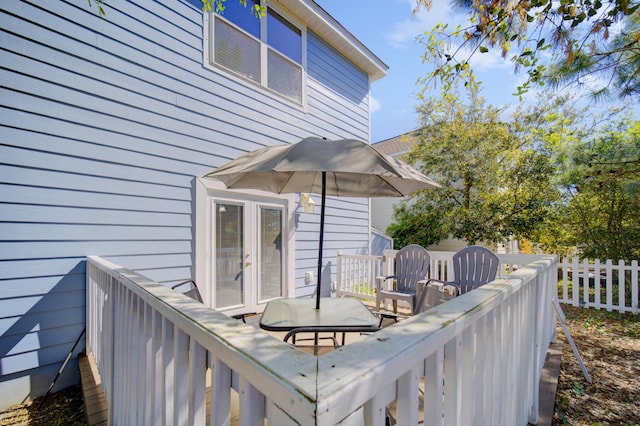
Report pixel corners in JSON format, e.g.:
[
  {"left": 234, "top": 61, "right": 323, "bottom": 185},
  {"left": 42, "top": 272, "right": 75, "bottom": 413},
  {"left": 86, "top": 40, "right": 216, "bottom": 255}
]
[{"left": 210, "top": 194, "right": 286, "bottom": 315}]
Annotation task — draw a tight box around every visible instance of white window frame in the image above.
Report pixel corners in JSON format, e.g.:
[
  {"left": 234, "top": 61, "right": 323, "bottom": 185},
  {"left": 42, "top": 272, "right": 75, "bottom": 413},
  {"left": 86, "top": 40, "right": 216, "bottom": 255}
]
[
  {"left": 195, "top": 177, "right": 296, "bottom": 313},
  {"left": 203, "top": 3, "right": 307, "bottom": 106}
]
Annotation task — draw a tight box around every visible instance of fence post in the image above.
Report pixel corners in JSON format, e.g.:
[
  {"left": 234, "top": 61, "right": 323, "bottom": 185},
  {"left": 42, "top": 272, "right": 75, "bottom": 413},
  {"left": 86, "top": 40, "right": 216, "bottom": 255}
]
[
  {"left": 632, "top": 260, "right": 639, "bottom": 313},
  {"left": 581, "top": 258, "right": 590, "bottom": 307},
  {"left": 571, "top": 258, "right": 580, "bottom": 307},
  {"left": 606, "top": 259, "right": 613, "bottom": 310},
  {"left": 618, "top": 259, "right": 626, "bottom": 312},
  {"left": 336, "top": 251, "right": 343, "bottom": 294},
  {"left": 560, "top": 258, "right": 569, "bottom": 303},
  {"left": 594, "top": 258, "right": 601, "bottom": 307}
]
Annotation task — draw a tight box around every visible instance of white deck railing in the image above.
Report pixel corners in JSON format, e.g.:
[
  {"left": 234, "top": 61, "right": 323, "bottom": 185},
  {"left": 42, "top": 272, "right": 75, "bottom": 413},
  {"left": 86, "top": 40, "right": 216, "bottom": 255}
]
[
  {"left": 86, "top": 254, "right": 556, "bottom": 425},
  {"left": 335, "top": 250, "right": 542, "bottom": 301},
  {"left": 336, "top": 251, "right": 639, "bottom": 314}
]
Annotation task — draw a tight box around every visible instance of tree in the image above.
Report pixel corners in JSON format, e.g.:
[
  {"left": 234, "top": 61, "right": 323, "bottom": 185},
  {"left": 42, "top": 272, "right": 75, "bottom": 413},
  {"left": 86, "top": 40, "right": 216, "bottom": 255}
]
[
  {"left": 416, "top": 0, "right": 640, "bottom": 100},
  {"left": 553, "top": 116, "right": 640, "bottom": 261},
  {"left": 388, "top": 84, "right": 558, "bottom": 246},
  {"left": 545, "top": 11, "right": 640, "bottom": 100}
]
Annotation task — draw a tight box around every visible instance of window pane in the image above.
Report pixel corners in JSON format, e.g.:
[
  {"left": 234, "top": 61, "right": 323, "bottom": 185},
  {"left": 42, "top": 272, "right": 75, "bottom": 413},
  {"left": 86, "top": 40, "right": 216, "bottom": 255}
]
[
  {"left": 215, "top": 17, "right": 260, "bottom": 83},
  {"left": 215, "top": 203, "right": 244, "bottom": 308},
  {"left": 268, "top": 49, "right": 302, "bottom": 103},
  {"left": 267, "top": 8, "right": 301, "bottom": 64},
  {"left": 217, "top": 0, "right": 260, "bottom": 38},
  {"left": 259, "top": 207, "right": 283, "bottom": 301}
]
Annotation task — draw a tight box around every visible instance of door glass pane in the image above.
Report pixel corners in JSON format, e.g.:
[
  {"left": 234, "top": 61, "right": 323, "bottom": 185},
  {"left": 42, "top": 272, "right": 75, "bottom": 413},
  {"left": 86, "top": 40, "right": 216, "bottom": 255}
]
[
  {"left": 259, "top": 207, "right": 283, "bottom": 301},
  {"left": 215, "top": 203, "right": 244, "bottom": 308}
]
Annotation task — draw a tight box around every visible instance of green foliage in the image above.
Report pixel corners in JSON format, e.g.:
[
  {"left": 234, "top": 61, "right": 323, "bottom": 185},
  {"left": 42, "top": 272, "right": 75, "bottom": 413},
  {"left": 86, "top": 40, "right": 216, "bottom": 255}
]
[
  {"left": 87, "top": 0, "right": 106, "bottom": 17},
  {"left": 87, "top": 0, "right": 268, "bottom": 18},
  {"left": 201, "top": 0, "right": 267, "bottom": 17},
  {"left": 557, "top": 115, "right": 640, "bottom": 261},
  {"left": 546, "top": 12, "right": 640, "bottom": 100},
  {"left": 389, "top": 84, "right": 560, "bottom": 246},
  {"left": 415, "top": 0, "right": 640, "bottom": 100},
  {"left": 387, "top": 201, "right": 448, "bottom": 248},
  {"left": 571, "top": 382, "right": 586, "bottom": 397},
  {"left": 509, "top": 97, "right": 640, "bottom": 261}
]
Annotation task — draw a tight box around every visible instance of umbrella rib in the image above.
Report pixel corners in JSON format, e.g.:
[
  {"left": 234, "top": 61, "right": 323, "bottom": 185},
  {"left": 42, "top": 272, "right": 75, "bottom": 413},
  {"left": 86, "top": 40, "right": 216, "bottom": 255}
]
[
  {"left": 377, "top": 175, "right": 410, "bottom": 197},
  {"left": 276, "top": 172, "right": 296, "bottom": 194},
  {"left": 329, "top": 172, "right": 339, "bottom": 197}
]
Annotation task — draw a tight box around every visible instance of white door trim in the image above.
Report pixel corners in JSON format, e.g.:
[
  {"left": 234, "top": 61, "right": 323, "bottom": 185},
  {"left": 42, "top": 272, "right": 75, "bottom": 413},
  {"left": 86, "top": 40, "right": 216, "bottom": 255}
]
[{"left": 195, "top": 178, "right": 296, "bottom": 314}]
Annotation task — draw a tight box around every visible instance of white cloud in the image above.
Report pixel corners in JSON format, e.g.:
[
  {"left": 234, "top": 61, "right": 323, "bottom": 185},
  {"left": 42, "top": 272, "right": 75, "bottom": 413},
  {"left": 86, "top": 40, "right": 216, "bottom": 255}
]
[
  {"left": 386, "top": 0, "right": 453, "bottom": 49},
  {"left": 370, "top": 95, "right": 382, "bottom": 114},
  {"left": 469, "top": 48, "right": 512, "bottom": 71},
  {"left": 440, "top": 44, "right": 513, "bottom": 72},
  {"left": 386, "top": 0, "right": 512, "bottom": 73}
]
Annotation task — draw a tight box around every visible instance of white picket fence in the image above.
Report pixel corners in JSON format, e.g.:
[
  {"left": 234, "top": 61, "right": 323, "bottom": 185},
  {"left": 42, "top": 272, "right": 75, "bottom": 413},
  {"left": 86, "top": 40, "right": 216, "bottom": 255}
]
[
  {"left": 86, "top": 253, "right": 557, "bottom": 425},
  {"left": 557, "top": 258, "right": 639, "bottom": 313},
  {"left": 336, "top": 251, "right": 640, "bottom": 314}
]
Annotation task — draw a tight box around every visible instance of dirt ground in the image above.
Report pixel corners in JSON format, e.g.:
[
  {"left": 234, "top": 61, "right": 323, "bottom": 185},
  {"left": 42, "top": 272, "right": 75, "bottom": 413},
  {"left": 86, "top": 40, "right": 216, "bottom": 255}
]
[
  {"left": 1, "top": 305, "right": 638, "bottom": 425},
  {"left": 0, "top": 385, "right": 85, "bottom": 426},
  {"left": 552, "top": 305, "right": 640, "bottom": 425}
]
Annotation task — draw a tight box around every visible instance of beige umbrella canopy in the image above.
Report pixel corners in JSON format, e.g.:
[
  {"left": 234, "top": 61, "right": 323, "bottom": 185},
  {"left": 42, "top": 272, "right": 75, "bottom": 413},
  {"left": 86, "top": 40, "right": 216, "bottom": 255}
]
[{"left": 203, "top": 137, "right": 440, "bottom": 309}]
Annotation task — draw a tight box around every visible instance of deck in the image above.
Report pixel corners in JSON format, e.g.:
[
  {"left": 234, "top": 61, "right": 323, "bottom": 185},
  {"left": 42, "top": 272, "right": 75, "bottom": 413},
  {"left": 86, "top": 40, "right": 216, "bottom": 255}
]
[
  {"left": 84, "top": 254, "right": 557, "bottom": 425},
  {"left": 79, "top": 300, "right": 561, "bottom": 425}
]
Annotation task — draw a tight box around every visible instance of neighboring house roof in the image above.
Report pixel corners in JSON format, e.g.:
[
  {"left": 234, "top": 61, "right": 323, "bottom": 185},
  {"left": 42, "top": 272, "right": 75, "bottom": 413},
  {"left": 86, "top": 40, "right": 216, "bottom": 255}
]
[
  {"left": 372, "top": 130, "right": 418, "bottom": 156},
  {"left": 282, "top": 0, "right": 388, "bottom": 81}
]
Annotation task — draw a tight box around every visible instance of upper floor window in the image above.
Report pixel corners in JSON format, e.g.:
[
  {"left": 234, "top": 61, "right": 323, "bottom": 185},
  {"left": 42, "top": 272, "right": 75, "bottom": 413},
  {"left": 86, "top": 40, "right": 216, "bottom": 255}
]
[{"left": 211, "top": 1, "right": 304, "bottom": 104}]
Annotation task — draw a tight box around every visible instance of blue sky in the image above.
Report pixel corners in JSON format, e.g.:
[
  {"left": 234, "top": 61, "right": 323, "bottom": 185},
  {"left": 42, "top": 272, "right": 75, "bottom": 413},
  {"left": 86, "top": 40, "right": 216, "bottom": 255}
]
[
  {"left": 315, "top": 0, "right": 524, "bottom": 142},
  {"left": 315, "top": 0, "right": 632, "bottom": 143}
]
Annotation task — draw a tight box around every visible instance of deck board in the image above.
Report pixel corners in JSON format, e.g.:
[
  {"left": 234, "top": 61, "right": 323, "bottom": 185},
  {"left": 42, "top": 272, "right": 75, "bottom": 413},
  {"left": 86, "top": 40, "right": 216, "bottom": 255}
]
[
  {"left": 78, "top": 353, "right": 108, "bottom": 426},
  {"left": 531, "top": 341, "right": 562, "bottom": 426}
]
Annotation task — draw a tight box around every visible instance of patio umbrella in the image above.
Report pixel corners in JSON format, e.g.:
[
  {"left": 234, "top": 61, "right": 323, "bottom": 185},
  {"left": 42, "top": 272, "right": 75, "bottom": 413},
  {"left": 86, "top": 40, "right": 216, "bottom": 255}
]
[{"left": 203, "top": 137, "right": 440, "bottom": 309}]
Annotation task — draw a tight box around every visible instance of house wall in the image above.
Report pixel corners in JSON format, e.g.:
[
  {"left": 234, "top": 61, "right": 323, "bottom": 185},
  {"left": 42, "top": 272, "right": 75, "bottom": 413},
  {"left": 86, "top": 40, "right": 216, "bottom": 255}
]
[
  {"left": 371, "top": 196, "right": 398, "bottom": 233},
  {"left": 371, "top": 227, "right": 393, "bottom": 255},
  {"left": 0, "top": 0, "right": 373, "bottom": 407}
]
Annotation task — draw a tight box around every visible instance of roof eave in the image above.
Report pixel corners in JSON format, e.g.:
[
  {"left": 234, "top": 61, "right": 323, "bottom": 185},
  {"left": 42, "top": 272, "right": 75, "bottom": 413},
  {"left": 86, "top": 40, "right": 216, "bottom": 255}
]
[{"left": 277, "top": 0, "right": 389, "bottom": 82}]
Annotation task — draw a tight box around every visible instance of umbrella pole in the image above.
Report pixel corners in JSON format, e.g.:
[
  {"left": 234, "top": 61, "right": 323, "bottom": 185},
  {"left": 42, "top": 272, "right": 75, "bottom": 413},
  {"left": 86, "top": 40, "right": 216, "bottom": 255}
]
[{"left": 315, "top": 172, "right": 326, "bottom": 310}]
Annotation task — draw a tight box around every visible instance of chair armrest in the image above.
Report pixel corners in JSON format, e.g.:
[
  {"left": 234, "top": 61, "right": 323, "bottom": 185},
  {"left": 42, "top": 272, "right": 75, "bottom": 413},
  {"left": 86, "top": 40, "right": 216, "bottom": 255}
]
[
  {"left": 375, "top": 275, "right": 396, "bottom": 291},
  {"left": 416, "top": 278, "right": 443, "bottom": 293},
  {"left": 426, "top": 280, "right": 460, "bottom": 296},
  {"left": 420, "top": 278, "right": 446, "bottom": 286},
  {"left": 413, "top": 280, "right": 460, "bottom": 315},
  {"left": 416, "top": 279, "right": 433, "bottom": 286}
]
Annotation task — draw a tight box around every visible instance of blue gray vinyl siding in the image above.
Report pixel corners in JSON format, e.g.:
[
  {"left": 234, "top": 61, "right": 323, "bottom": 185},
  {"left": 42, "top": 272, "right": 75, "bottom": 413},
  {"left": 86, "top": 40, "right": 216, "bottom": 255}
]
[{"left": 0, "top": 0, "right": 372, "bottom": 406}]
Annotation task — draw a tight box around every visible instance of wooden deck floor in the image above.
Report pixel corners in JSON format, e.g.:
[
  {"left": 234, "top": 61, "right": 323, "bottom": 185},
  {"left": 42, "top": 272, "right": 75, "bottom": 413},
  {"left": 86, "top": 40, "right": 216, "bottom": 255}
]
[{"left": 78, "top": 352, "right": 108, "bottom": 425}]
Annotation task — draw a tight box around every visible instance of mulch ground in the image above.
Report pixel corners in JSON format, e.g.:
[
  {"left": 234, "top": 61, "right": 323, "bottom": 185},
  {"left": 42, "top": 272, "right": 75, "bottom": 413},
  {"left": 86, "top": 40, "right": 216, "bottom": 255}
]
[
  {"left": 552, "top": 305, "right": 640, "bottom": 425},
  {"left": 1, "top": 305, "right": 638, "bottom": 425},
  {"left": 0, "top": 385, "right": 85, "bottom": 425}
]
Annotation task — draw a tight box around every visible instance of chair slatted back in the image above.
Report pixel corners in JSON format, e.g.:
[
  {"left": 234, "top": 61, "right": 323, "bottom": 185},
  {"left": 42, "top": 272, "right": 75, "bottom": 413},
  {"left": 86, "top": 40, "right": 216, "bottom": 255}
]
[
  {"left": 395, "top": 244, "right": 430, "bottom": 293},
  {"left": 452, "top": 246, "right": 500, "bottom": 294}
]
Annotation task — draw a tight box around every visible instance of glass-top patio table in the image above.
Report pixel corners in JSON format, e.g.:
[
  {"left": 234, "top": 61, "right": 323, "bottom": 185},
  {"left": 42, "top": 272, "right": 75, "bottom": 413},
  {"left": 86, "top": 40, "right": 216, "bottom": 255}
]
[{"left": 259, "top": 298, "right": 380, "bottom": 349}]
